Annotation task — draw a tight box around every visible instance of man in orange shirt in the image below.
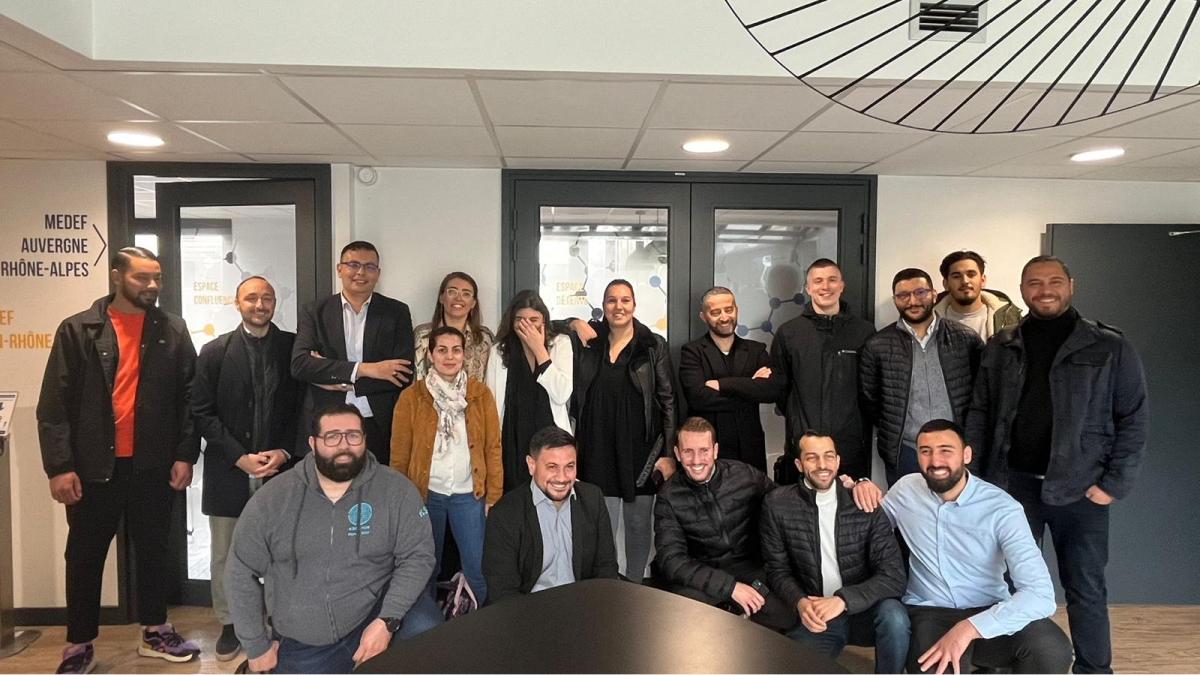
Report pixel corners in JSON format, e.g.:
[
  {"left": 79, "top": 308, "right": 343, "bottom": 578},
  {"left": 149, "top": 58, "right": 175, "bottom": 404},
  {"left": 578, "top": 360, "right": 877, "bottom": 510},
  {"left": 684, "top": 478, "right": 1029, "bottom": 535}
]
[{"left": 38, "top": 247, "right": 201, "bottom": 674}]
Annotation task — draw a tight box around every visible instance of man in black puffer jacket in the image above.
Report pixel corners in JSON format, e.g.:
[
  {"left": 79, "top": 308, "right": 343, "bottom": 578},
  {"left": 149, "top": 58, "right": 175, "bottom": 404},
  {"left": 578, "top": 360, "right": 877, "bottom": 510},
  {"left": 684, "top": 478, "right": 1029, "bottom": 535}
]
[
  {"left": 860, "top": 268, "right": 982, "bottom": 485},
  {"left": 760, "top": 431, "right": 909, "bottom": 673},
  {"left": 654, "top": 417, "right": 793, "bottom": 631}
]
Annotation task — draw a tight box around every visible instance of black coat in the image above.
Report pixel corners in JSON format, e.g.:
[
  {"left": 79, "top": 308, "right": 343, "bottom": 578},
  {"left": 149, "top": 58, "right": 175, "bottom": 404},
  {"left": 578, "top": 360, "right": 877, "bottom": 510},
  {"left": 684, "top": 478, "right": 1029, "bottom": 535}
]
[
  {"left": 291, "top": 292, "right": 415, "bottom": 453},
  {"left": 678, "top": 334, "right": 780, "bottom": 473},
  {"left": 966, "top": 316, "right": 1149, "bottom": 505},
  {"left": 768, "top": 302, "right": 876, "bottom": 478},
  {"left": 193, "top": 325, "right": 303, "bottom": 518},
  {"left": 37, "top": 295, "right": 198, "bottom": 481},
  {"left": 653, "top": 459, "right": 775, "bottom": 601},
  {"left": 481, "top": 479, "right": 619, "bottom": 604},
  {"left": 759, "top": 482, "right": 907, "bottom": 613},
  {"left": 859, "top": 318, "right": 982, "bottom": 466},
  {"left": 573, "top": 319, "right": 676, "bottom": 487}
]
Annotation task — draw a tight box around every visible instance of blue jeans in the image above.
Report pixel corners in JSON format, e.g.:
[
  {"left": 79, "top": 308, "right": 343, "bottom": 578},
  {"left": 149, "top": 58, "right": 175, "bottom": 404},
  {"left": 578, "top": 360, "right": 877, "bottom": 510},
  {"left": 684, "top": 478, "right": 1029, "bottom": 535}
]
[
  {"left": 785, "top": 598, "right": 911, "bottom": 674},
  {"left": 274, "top": 591, "right": 443, "bottom": 674},
  {"left": 885, "top": 445, "right": 921, "bottom": 487},
  {"left": 427, "top": 491, "right": 488, "bottom": 605}
]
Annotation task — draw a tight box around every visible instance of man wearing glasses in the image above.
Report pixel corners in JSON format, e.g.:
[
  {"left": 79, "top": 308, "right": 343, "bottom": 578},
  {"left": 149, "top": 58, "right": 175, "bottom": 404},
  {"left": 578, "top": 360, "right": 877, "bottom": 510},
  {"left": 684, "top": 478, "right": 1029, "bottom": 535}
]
[
  {"left": 859, "top": 269, "right": 982, "bottom": 485},
  {"left": 226, "top": 404, "right": 443, "bottom": 674},
  {"left": 292, "top": 241, "right": 415, "bottom": 465}
]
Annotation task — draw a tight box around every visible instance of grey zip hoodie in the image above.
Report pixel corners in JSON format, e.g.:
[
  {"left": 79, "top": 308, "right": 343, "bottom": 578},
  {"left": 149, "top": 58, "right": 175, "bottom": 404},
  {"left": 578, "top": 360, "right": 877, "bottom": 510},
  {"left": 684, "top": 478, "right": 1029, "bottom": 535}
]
[{"left": 225, "top": 452, "right": 435, "bottom": 659}]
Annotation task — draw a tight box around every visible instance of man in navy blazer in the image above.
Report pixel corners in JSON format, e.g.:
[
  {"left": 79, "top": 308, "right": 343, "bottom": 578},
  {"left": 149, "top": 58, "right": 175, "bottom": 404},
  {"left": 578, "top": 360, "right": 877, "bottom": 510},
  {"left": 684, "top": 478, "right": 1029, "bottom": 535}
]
[{"left": 291, "top": 241, "right": 415, "bottom": 464}]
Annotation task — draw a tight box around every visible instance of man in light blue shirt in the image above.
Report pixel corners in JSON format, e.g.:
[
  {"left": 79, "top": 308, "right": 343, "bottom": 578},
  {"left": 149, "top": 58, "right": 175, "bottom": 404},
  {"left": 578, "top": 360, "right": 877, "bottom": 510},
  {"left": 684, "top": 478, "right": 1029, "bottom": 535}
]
[{"left": 853, "top": 419, "right": 1071, "bottom": 674}]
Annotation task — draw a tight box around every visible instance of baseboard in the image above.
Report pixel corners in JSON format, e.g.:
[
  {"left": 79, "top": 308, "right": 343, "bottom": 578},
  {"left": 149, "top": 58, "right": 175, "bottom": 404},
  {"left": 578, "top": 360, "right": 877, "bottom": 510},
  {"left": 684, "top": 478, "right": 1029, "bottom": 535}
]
[{"left": 12, "top": 607, "right": 125, "bottom": 627}]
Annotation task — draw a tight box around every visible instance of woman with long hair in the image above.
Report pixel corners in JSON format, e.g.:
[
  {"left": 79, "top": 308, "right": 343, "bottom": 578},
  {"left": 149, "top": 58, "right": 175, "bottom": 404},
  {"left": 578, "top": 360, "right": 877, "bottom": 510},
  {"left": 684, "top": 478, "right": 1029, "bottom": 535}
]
[
  {"left": 485, "top": 290, "right": 573, "bottom": 493},
  {"left": 413, "top": 272, "right": 494, "bottom": 381}
]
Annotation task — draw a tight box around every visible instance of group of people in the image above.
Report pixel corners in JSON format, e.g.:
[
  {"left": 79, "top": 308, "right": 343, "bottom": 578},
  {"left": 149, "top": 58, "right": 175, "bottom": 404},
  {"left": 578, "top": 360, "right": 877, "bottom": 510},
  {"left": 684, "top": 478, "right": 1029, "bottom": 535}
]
[{"left": 35, "top": 240, "right": 1146, "bottom": 675}]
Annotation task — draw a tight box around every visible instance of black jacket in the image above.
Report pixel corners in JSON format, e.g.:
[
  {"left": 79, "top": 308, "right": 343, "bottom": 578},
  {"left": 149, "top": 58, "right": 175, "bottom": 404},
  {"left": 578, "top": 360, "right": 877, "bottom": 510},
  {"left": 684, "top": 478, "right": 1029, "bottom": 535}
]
[
  {"left": 573, "top": 318, "right": 676, "bottom": 486},
  {"left": 193, "top": 325, "right": 303, "bottom": 518},
  {"left": 966, "top": 316, "right": 1148, "bottom": 505},
  {"left": 37, "top": 295, "right": 199, "bottom": 481},
  {"left": 653, "top": 459, "right": 775, "bottom": 602},
  {"left": 768, "top": 302, "right": 876, "bottom": 478},
  {"left": 291, "top": 292, "right": 414, "bottom": 452},
  {"left": 482, "top": 479, "right": 619, "bottom": 604},
  {"left": 678, "top": 334, "right": 780, "bottom": 473},
  {"left": 759, "top": 482, "right": 907, "bottom": 613},
  {"left": 859, "top": 318, "right": 982, "bottom": 466}
]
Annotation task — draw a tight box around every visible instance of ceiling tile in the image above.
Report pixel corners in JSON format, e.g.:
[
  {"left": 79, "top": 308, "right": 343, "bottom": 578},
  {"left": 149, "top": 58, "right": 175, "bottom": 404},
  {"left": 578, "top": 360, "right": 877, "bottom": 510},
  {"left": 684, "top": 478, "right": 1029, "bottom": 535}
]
[
  {"left": 967, "top": 164, "right": 1096, "bottom": 179},
  {"left": 18, "top": 120, "right": 226, "bottom": 153},
  {"left": 0, "top": 43, "right": 55, "bottom": 72},
  {"left": 1125, "top": 145, "right": 1200, "bottom": 168},
  {"left": 112, "top": 151, "right": 254, "bottom": 163},
  {"left": 179, "top": 122, "right": 361, "bottom": 154},
  {"left": 1075, "top": 165, "right": 1200, "bottom": 181},
  {"left": 625, "top": 158, "right": 747, "bottom": 171},
  {"left": 0, "top": 73, "right": 154, "bottom": 121},
  {"left": 247, "top": 154, "right": 375, "bottom": 164},
  {"left": 477, "top": 79, "right": 660, "bottom": 128},
  {"left": 73, "top": 73, "right": 320, "bottom": 123},
  {"left": 1003, "top": 137, "right": 1200, "bottom": 167},
  {"left": 370, "top": 156, "right": 503, "bottom": 168},
  {"left": 862, "top": 134, "right": 1074, "bottom": 175},
  {"left": 634, "top": 128, "right": 785, "bottom": 160},
  {"left": 504, "top": 157, "right": 625, "bottom": 170},
  {"left": 744, "top": 160, "right": 869, "bottom": 173},
  {"left": 494, "top": 126, "right": 637, "bottom": 159},
  {"left": 650, "top": 83, "right": 826, "bottom": 131},
  {"left": 1095, "top": 98, "right": 1200, "bottom": 139},
  {"left": 0, "top": 149, "right": 117, "bottom": 160},
  {"left": 280, "top": 76, "right": 483, "bottom": 126},
  {"left": 340, "top": 125, "right": 496, "bottom": 156},
  {"left": 0, "top": 119, "right": 91, "bottom": 152},
  {"left": 763, "top": 131, "right": 929, "bottom": 162}
]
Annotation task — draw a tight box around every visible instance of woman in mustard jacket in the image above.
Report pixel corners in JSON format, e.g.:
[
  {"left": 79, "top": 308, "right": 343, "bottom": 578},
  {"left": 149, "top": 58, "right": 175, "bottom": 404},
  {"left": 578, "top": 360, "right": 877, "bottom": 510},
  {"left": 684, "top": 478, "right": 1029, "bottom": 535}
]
[{"left": 391, "top": 325, "right": 502, "bottom": 603}]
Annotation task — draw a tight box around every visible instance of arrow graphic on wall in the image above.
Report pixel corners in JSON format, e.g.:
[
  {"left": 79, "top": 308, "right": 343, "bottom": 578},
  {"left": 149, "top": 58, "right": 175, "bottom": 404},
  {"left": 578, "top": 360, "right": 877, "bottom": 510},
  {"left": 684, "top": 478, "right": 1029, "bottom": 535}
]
[{"left": 92, "top": 222, "right": 106, "bottom": 268}]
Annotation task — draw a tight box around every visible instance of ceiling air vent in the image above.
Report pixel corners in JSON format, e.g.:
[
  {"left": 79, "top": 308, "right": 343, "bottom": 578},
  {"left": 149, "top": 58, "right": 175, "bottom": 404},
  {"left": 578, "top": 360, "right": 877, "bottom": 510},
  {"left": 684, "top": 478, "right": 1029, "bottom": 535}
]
[{"left": 909, "top": 0, "right": 988, "bottom": 43}]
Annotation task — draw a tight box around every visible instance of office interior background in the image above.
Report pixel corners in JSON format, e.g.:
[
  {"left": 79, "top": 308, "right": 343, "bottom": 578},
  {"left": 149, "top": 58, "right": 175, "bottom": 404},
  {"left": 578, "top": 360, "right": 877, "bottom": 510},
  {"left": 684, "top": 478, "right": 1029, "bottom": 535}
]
[{"left": 0, "top": 1, "right": 1197, "bottom": 672}]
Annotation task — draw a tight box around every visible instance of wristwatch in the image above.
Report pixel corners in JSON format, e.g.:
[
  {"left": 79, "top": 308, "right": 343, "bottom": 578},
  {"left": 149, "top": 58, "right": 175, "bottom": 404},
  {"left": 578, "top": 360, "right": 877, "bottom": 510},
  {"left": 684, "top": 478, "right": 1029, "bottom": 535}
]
[{"left": 380, "top": 617, "right": 402, "bottom": 633}]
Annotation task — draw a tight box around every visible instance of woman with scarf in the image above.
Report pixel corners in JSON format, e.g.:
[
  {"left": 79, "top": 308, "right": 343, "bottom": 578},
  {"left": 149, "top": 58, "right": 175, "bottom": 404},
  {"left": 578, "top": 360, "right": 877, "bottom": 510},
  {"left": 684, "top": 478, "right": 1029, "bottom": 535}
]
[{"left": 391, "top": 325, "right": 502, "bottom": 603}]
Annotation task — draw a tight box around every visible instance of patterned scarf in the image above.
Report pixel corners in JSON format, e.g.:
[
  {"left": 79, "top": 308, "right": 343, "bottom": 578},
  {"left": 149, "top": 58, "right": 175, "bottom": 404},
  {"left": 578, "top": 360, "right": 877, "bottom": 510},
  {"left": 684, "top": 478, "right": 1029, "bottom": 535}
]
[{"left": 425, "top": 369, "right": 469, "bottom": 457}]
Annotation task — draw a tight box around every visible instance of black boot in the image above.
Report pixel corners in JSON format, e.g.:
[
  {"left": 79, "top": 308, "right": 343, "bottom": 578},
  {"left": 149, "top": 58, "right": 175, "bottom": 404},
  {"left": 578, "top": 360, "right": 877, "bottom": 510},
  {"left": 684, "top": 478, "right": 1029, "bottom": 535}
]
[{"left": 216, "top": 624, "right": 241, "bottom": 662}]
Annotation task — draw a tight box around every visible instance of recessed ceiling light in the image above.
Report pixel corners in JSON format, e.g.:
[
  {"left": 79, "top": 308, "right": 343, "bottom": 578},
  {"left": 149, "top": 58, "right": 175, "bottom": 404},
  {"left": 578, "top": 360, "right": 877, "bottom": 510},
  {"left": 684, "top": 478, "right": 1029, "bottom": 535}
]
[
  {"left": 1071, "top": 147, "right": 1124, "bottom": 163},
  {"left": 683, "top": 138, "right": 730, "bottom": 154},
  {"left": 107, "top": 131, "right": 164, "bottom": 148}
]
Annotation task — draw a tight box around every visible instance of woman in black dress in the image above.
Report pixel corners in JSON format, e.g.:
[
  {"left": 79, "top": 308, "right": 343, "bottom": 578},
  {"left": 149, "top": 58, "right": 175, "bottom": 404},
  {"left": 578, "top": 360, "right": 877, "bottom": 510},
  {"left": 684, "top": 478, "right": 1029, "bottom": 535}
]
[{"left": 573, "top": 279, "right": 676, "bottom": 583}]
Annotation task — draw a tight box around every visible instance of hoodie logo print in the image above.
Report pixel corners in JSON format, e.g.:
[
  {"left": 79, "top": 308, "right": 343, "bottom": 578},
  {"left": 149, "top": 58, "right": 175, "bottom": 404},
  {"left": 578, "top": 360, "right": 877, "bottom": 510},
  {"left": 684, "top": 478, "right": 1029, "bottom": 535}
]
[{"left": 348, "top": 503, "right": 373, "bottom": 537}]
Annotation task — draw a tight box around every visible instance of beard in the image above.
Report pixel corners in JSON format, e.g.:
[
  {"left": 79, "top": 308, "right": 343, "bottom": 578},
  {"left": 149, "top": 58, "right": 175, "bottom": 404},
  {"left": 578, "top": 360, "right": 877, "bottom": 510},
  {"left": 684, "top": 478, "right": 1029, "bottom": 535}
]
[
  {"left": 903, "top": 303, "right": 934, "bottom": 325},
  {"left": 120, "top": 283, "right": 158, "bottom": 310},
  {"left": 951, "top": 288, "right": 978, "bottom": 306},
  {"left": 922, "top": 464, "right": 966, "bottom": 494},
  {"left": 708, "top": 320, "right": 736, "bottom": 337},
  {"left": 315, "top": 450, "right": 367, "bottom": 482}
]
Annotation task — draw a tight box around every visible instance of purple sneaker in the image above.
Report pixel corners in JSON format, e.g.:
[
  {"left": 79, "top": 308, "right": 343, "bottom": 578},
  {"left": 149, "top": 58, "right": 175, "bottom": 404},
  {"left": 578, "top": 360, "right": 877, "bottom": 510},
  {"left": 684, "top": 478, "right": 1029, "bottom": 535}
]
[
  {"left": 55, "top": 643, "right": 96, "bottom": 674},
  {"left": 137, "top": 624, "right": 200, "bottom": 663}
]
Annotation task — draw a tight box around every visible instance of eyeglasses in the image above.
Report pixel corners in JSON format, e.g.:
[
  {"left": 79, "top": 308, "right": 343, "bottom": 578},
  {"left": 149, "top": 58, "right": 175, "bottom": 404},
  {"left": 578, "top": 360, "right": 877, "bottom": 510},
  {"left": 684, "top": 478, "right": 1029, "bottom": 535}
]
[
  {"left": 444, "top": 288, "right": 474, "bottom": 300},
  {"left": 894, "top": 288, "right": 933, "bottom": 303},
  {"left": 340, "top": 261, "right": 380, "bottom": 274},
  {"left": 318, "top": 430, "right": 365, "bottom": 446}
]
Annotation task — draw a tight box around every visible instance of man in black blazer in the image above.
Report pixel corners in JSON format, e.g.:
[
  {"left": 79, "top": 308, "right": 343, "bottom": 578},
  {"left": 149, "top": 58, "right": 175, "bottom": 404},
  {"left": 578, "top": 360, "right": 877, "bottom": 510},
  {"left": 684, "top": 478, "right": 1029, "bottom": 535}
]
[
  {"left": 192, "top": 276, "right": 303, "bottom": 661},
  {"left": 482, "top": 427, "right": 619, "bottom": 604},
  {"left": 679, "top": 287, "right": 781, "bottom": 473},
  {"left": 291, "top": 241, "right": 414, "bottom": 465}
]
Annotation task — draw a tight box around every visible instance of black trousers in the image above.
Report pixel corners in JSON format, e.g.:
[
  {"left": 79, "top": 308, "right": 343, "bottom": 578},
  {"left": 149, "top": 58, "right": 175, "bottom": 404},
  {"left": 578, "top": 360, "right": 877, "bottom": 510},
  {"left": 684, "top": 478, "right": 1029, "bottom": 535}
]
[
  {"left": 363, "top": 415, "right": 388, "bottom": 466},
  {"left": 65, "top": 459, "right": 175, "bottom": 644},
  {"left": 906, "top": 605, "right": 1073, "bottom": 674},
  {"left": 1008, "top": 472, "right": 1112, "bottom": 674},
  {"left": 667, "top": 559, "right": 795, "bottom": 633}
]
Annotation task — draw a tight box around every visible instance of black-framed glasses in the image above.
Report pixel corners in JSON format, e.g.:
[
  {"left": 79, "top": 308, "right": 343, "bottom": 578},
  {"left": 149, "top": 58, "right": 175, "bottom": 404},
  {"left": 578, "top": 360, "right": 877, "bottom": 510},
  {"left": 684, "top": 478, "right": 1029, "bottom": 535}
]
[
  {"left": 318, "top": 430, "right": 365, "bottom": 446},
  {"left": 340, "top": 261, "right": 380, "bottom": 274},
  {"left": 894, "top": 288, "right": 932, "bottom": 303}
]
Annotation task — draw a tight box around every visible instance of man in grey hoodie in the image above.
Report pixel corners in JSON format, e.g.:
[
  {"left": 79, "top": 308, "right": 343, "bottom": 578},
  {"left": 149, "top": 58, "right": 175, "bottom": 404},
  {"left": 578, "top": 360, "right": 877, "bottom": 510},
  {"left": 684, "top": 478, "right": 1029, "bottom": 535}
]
[{"left": 226, "top": 403, "right": 443, "bottom": 674}]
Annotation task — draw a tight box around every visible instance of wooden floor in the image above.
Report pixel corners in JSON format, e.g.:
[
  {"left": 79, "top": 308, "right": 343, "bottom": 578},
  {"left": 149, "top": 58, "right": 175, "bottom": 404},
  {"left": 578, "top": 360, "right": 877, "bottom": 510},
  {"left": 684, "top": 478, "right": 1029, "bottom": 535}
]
[{"left": 1, "top": 605, "right": 1198, "bottom": 673}]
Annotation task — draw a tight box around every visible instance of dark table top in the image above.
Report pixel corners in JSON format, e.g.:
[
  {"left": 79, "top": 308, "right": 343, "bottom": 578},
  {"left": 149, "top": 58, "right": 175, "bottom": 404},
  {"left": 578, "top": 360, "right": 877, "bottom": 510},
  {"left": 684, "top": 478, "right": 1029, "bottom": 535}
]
[{"left": 357, "top": 579, "right": 848, "bottom": 673}]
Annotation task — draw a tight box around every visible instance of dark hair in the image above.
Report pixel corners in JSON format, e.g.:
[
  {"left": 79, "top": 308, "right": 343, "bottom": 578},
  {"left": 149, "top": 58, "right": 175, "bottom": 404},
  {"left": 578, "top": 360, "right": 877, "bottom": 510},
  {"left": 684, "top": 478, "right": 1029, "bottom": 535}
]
[
  {"left": 431, "top": 271, "right": 483, "bottom": 336},
  {"left": 892, "top": 268, "right": 934, "bottom": 292},
  {"left": 235, "top": 275, "right": 272, "bottom": 299},
  {"left": 917, "top": 418, "right": 966, "bottom": 445},
  {"left": 339, "top": 240, "right": 379, "bottom": 260},
  {"left": 805, "top": 258, "right": 841, "bottom": 278},
  {"left": 496, "top": 290, "right": 557, "bottom": 370},
  {"left": 310, "top": 403, "right": 365, "bottom": 437},
  {"left": 1021, "top": 255, "right": 1072, "bottom": 281},
  {"left": 529, "top": 426, "right": 576, "bottom": 459},
  {"left": 700, "top": 286, "right": 734, "bottom": 305},
  {"left": 939, "top": 251, "right": 986, "bottom": 280},
  {"left": 676, "top": 416, "right": 716, "bottom": 446},
  {"left": 603, "top": 278, "right": 636, "bottom": 304},
  {"left": 428, "top": 325, "right": 466, "bottom": 353},
  {"left": 111, "top": 246, "right": 158, "bottom": 273},
  {"left": 797, "top": 429, "right": 837, "bottom": 453}
]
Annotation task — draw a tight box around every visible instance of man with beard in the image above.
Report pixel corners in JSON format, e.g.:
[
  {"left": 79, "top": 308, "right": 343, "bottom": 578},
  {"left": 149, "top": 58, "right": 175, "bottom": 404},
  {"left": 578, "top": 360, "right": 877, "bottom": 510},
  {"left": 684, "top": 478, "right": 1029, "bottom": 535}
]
[
  {"left": 653, "top": 417, "right": 793, "bottom": 631},
  {"left": 966, "top": 256, "right": 1148, "bottom": 674},
  {"left": 482, "top": 426, "right": 619, "bottom": 604},
  {"left": 225, "top": 404, "right": 443, "bottom": 674},
  {"left": 767, "top": 259, "right": 875, "bottom": 482},
  {"left": 760, "top": 431, "right": 909, "bottom": 673},
  {"left": 678, "top": 287, "right": 779, "bottom": 472},
  {"left": 860, "top": 268, "right": 982, "bottom": 486},
  {"left": 856, "top": 419, "right": 1072, "bottom": 674},
  {"left": 38, "top": 247, "right": 201, "bottom": 674},
  {"left": 192, "top": 276, "right": 303, "bottom": 661},
  {"left": 934, "top": 251, "right": 1022, "bottom": 342}
]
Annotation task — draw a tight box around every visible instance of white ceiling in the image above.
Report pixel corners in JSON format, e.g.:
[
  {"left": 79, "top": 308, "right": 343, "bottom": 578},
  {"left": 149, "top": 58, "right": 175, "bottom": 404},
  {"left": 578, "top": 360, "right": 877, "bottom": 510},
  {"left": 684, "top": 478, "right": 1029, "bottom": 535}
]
[{"left": 1, "top": 37, "right": 1199, "bottom": 181}]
